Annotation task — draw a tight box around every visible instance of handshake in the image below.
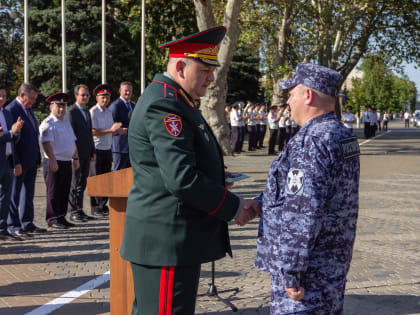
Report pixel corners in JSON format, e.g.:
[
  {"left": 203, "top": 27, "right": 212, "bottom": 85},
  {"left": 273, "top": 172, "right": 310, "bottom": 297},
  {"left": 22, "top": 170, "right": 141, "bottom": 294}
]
[{"left": 235, "top": 199, "right": 261, "bottom": 226}]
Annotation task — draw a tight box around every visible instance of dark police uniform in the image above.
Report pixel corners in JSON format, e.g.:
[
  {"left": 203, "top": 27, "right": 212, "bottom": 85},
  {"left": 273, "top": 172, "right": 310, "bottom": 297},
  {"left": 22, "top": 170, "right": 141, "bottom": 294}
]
[
  {"left": 120, "top": 27, "right": 240, "bottom": 315},
  {"left": 255, "top": 63, "right": 360, "bottom": 314}
]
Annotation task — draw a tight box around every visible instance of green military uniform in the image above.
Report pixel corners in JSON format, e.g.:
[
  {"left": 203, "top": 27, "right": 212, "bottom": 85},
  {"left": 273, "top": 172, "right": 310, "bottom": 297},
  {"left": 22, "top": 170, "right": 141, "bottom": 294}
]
[{"left": 121, "top": 25, "right": 239, "bottom": 315}]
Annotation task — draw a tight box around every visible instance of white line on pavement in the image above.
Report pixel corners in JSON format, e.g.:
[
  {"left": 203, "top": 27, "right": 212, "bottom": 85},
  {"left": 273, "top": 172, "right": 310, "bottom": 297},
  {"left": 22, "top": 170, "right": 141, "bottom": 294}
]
[
  {"left": 24, "top": 271, "right": 110, "bottom": 315},
  {"left": 359, "top": 130, "right": 391, "bottom": 146}
]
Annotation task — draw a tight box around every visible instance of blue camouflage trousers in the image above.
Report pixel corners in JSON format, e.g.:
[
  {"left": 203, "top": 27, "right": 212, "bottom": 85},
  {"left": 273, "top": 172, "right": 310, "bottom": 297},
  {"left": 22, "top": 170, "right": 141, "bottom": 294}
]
[{"left": 271, "top": 274, "right": 346, "bottom": 315}]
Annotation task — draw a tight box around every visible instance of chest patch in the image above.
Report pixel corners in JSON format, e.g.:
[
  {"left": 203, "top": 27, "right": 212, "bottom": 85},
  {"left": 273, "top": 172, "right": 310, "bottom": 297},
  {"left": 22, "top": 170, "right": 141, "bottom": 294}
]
[
  {"left": 286, "top": 168, "right": 305, "bottom": 195},
  {"left": 164, "top": 114, "right": 182, "bottom": 137},
  {"left": 338, "top": 137, "right": 360, "bottom": 159}
]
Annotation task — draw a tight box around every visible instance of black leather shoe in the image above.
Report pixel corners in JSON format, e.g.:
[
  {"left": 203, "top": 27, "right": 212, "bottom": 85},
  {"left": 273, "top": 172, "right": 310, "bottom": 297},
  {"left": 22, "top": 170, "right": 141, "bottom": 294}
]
[
  {"left": 10, "top": 229, "right": 33, "bottom": 238},
  {"left": 48, "top": 222, "right": 68, "bottom": 229},
  {"left": 70, "top": 214, "right": 88, "bottom": 222},
  {"left": 25, "top": 225, "right": 47, "bottom": 234},
  {"left": 91, "top": 208, "right": 107, "bottom": 217},
  {"left": 61, "top": 219, "right": 76, "bottom": 228},
  {"left": 0, "top": 233, "right": 23, "bottom": 241}
]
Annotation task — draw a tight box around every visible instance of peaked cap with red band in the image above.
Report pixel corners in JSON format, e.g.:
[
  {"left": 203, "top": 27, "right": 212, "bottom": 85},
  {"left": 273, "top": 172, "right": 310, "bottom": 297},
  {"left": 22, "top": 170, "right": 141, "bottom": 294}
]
[
  {"left": 158, "top": 26, "right": 226, "bottom": 67},
  {"left": 93, "top": 83, "right": 112, "bottom": 96},
  {"left": 46, "top": 92, "right": 69, "bottom": 105}
]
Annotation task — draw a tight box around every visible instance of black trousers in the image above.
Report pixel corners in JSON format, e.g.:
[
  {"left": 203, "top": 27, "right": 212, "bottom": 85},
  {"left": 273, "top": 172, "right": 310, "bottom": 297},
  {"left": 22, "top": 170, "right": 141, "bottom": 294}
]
[
  {"left": 239, "top": 126, "right": 245, "bottom": 151},
  {"left": 68, "top": 157, "right": 90, "bottom": 215},
  {"left": 247, "top": 125, "right": 257, "bottom": 150},
  {"left": 278, "top": 127, "right": 286, "bottom": 151},
  {"left": 231, "top": 126, "right": 240, "bottom": 153},
  {"left": 383, "top": 121, "right": 388, "bottom": 131},
  {"left": 43, "top": 159, "right": 72, "bottom": 224},
  {"left": 258, "top": 124, "right": 266, "bottom": 148},
  {"left": 130, "top": 263, "right": 201, "bottom": 315},
  {"left": 91, "top": 149, "right": 112, "bottom": 210},
  {"left": 364, "top": 123, "right": 371, "bottom": 138},
  {"left": 268, "top": 128, "right": 278, "bottom": 154}
]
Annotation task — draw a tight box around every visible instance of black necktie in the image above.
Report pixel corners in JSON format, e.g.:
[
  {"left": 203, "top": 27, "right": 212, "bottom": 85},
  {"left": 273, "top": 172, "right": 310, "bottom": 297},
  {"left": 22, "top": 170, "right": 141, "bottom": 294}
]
[{"left": 83, "top": 108, "right": 91, "bottom": 129}]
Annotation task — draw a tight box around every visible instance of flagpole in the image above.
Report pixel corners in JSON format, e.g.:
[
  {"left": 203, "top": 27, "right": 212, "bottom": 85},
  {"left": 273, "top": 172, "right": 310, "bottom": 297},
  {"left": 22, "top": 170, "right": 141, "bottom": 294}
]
[
  {"left": 61, "top": 0, "right": 67, "bottom": 92},
  {"left": 140, "top": 0, "right": 145, "bottom": 94},
  {"left": 102, "top": 0, "right": 106, "bottom": 84},
  {"left": 24, "top": 0, "right": 29, "bottom": 83}
]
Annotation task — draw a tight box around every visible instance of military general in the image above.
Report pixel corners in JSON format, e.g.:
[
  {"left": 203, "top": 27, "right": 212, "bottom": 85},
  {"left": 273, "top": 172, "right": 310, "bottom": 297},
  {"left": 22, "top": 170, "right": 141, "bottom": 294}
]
[
  {"left": 254, "top": 63, "right": 360, "bottom": 314},
  {"left": 121, "top": 26, "right": 259, "bottom": 315}
]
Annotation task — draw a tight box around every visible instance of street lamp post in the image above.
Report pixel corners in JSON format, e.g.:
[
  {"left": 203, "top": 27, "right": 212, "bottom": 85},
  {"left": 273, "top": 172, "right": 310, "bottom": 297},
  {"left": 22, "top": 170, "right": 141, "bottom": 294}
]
[
  {"left": 24, "top": 0, "right": 29, "bottom": 83},
  {"left": 102, "top": 0, "right": 106, "bottom": 83}
]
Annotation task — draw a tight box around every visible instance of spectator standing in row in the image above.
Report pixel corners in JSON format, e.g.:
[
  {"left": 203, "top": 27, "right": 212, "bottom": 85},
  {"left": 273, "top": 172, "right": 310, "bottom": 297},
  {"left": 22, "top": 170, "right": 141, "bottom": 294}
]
[
  {"left": 342, "top": 105, "right": 356, "bottom": 133},
  {"left": 267, "top": 105, "right": 279, "bottom": 155},
  {"left": 230, "top": 103, "right": 243, "bottom": 154},
  {"left": 362, "top": 106, "right": 373, "bottom": 138},
  {"left": 109, "top": 82, "right": 132, "bottom": 171},
  {"left": 0, "top": 87, "right": 24, "bottom": 241},
  {"left": 404, "top": 109, "right": 411, "bottom": 128},
  {"left": 67, "top": 84, "right": 96, "bottom": 222},
  {"left": 377, "top": 110, "right": 383, "bottom": 131},
  {"left": 383, "top": 111, "right": 390, "bottom": 131},
  {"left": 277, "top": 104, "right": 287, "bottom": 152},
  {"left": 39, "top": 93, "right": 79, "bottom": 229},
  {"left": 247, "top": 103, "right": 258, "bottom": 151},
  {"left": 239, "top": 104, "right": 246, "bottom": 152},
  {"left": 90, "top": 84, "right": 122, "bottom": 217},
  {"left": 7, "top": 83, "right": 46, "bottom": 237},
  {"left": 257, "top": 105, "right": 267, "bottom": 149}
]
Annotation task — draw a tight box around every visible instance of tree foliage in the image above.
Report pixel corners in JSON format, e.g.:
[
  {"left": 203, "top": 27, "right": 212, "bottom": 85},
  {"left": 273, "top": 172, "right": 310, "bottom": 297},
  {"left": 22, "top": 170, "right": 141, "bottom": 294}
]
[
  {"left": 0, "top": 0, "right": 23, "bottom": 95},
  {"left": 347, "top": 55, "right": 417, "bottom": 114}
]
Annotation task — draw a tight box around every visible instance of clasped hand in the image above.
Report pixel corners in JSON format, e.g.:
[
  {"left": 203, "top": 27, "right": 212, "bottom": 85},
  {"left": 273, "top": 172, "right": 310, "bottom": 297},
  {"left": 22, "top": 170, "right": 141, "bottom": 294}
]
[{"left": 235, "top": 199, "right": 260, "bottom": 226}]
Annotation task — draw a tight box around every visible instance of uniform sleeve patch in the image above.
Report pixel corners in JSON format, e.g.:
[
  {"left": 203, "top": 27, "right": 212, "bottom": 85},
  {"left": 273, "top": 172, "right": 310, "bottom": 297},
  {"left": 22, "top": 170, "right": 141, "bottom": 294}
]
[
  {"left": 286, "top": 168, "right": 305, "bottom": 195},
  {"left": 163, "top": 114, "right": 183, "bottom": 137},
  {"left": 339, "top": 137, "right": 360, "bottom": 159}
]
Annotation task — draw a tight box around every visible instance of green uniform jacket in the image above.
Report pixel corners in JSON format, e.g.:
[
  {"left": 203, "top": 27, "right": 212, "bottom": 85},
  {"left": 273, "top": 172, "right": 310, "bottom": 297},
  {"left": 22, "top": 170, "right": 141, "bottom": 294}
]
[{"left": 120, "top": 73, "right": 240, "bottom": 266}]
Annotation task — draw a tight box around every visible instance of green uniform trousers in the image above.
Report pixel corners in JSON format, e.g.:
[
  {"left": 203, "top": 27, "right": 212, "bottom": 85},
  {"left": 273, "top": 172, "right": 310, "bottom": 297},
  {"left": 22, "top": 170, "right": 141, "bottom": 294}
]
[{"left": 130, "top": 263, "right": 201, "bottom": 315}]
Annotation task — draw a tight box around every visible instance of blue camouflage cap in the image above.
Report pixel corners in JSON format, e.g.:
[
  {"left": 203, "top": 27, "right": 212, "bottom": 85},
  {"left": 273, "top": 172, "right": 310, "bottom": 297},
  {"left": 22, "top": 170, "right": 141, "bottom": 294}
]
[{"left": 279, "top": 62, "right": 343, "bottom": 96}]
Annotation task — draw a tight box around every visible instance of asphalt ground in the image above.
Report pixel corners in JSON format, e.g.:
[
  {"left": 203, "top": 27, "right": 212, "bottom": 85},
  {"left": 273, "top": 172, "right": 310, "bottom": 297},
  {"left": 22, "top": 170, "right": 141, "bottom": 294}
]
[{"left": 0, "top": 119, "right": 419, "bottom": 315}]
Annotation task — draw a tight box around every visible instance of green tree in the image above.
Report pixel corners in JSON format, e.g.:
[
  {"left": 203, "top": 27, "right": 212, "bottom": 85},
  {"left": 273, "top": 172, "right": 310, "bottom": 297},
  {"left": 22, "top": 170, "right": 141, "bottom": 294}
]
[
  {"left": 227, "top": 44, "right": 263, "bottom": 104},
  {"left": 347, "top": 55, "right": 417, "bottom": 114},
  {"left": 0, "top": 0, "right": 23, "bottom": 94},
  {"left": 28, "top": 0, "right": 141, "bottom": 112}
]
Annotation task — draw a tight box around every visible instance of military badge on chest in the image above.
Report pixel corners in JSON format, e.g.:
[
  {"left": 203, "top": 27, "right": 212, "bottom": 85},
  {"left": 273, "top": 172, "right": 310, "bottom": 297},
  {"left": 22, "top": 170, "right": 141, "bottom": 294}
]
[
  {"left": 164, "top": 114, "right": 182, "bottom": 137},
  {"left": 286, "top": 168, "right": 305, "bottom": 195}
]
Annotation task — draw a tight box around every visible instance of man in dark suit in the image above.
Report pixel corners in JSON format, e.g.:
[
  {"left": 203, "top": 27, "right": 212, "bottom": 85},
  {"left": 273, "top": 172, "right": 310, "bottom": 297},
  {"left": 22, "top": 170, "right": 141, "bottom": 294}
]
[
  {"left": 109, "top": 81, "right": 133, "bottom": 171},
  {"left": 0, "top": 87, "right": 24, "bottom": 241},
  {"left": 67, "top": 84, "right": 96, "bottom": 222},
  {"left": 120, "top": 27, "right": 260, "bottom": 315},
  {"left": 6, "top": 83, "right": 46, "bottom": 237}
]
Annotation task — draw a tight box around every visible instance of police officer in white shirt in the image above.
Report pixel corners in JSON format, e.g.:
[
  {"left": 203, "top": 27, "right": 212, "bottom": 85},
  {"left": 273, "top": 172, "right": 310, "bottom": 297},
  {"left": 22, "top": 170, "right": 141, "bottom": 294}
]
[
  {"left": 39, "top": 93, "right": 79, "bottom": 229},
  {"left": 258, "top": 105, "right": 267, "bottom": 149},
  {"left": 230, "top": 103, "right": 243, "bottom": 154},
  {"left": 90, "top": 84, "right": 122, "bottom": 216},
  {"left": 362, "top": 106, "right": 373, "bottom": 138},
  {"left": 267, "top": 105, "right": 279, "bottom": 155},
  {"left": 342, "top": 105, "right": 356, "bottom": 133},
  {"left": 277, "top": 104, "right": 287, "bottom": 152},
  {"left": 247, "top": 103, "right": 257, "bottom": 151}
]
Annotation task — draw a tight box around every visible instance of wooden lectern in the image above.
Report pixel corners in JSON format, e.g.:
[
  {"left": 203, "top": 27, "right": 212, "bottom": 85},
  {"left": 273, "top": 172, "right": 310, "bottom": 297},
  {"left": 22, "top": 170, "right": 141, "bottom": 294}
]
[{"left": 87, "top": 167, "right": 134, "bottom": 315}]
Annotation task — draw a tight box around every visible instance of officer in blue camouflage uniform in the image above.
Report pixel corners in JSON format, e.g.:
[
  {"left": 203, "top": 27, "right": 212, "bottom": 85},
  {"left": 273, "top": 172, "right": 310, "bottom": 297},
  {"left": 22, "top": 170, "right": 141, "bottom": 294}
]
[{"left": 254, "top": 62, "right": 360, "bottom": 315}]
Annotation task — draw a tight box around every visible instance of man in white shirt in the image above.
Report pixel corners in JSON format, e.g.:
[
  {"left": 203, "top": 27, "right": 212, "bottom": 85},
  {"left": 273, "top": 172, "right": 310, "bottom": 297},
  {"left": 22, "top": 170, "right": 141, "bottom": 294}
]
[
  {"left": 362, "top": 106, "right": 373, "bottom": 138},
  {"left": 230, "top": 103, "right": 243, "bottom": 154},
  {"left": 90, "top": 84, "right": 122, "bottom": 216},
  {"left": 342, "top": 106, "right": 356, "bottom": 134},
  {"left": 404, "top": 110, "right": 411, "bottom": 128},
  {"left": 39, "top": 93, "right": 79, "bottom": 229},
  {"left": 258, "top": 105, "right": 267, "bottom": 149},
  {"left": 267, "top": 105, "right": 278, "bottom": 155},
  {"left": 247, "top": 103, "right": 257, "bottom": 151}
]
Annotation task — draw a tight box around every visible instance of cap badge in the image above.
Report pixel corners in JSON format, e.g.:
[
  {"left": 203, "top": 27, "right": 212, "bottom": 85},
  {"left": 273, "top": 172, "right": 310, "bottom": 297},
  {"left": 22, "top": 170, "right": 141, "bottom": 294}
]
[{"left": 164, "top": 114, "right": 182, "bottom": 137}]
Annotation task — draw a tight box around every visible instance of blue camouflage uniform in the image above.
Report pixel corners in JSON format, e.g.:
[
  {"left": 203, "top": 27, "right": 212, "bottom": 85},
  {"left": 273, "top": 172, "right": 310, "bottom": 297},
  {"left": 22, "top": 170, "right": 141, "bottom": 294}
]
[{"left": 254, "top": 63, "right": 360, "bottom": 315}]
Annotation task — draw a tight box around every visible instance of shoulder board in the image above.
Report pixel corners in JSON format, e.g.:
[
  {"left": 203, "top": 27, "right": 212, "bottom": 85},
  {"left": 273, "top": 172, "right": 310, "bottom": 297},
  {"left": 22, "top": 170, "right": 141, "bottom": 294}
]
[
  {"left": 152, "top": 80, "right": 178, "bottom": 101},
  {"left": 338, "top": 136, "right": 360, "bottom": 159}
]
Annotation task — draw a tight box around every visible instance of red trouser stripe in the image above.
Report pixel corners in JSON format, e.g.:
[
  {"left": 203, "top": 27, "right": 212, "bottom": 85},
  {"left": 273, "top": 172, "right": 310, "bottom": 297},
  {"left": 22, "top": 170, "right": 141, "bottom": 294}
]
[{"left": 159, "top": 266, "right": 175, "bottom": 315}]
